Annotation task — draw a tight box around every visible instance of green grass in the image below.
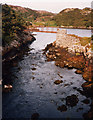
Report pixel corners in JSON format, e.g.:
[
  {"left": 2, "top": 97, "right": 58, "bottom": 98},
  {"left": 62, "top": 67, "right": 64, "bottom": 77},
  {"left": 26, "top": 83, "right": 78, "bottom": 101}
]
[
  {"left": 33, "top": 20, "right": 57, "bottom": 27},
  {"left": 79, "top": 37, "right": 91, "bottom": 46}
]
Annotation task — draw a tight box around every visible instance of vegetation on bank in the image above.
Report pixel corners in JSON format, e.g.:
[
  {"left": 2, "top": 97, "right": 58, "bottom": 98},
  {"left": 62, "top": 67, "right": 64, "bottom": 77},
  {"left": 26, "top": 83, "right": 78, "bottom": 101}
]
[
  {"left": 79, "top": 37, "right": 91, "bottom": 46},
  {"left": 33, "top": 20, "right": 57, "bottom": 27},
  {"left": 2, "top": 4, "right": 26, "bottom": 47},
  {"left": 68, "top": 34, "right": 91, "bottom": 47},
  {"left": 79, "top": 36, "right": 93, "bottom": 50}
]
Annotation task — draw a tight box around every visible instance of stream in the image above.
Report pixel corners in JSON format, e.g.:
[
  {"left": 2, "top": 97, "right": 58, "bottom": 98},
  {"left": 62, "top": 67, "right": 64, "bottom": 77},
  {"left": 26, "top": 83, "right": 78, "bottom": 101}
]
[{"left": 3, "top": 30, "right": 91, "bottom": 119}]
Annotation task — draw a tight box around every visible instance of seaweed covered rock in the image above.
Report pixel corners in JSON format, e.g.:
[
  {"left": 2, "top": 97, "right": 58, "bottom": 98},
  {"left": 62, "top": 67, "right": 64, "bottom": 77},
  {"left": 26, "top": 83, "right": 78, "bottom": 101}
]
[{"left": 66, "top": 94, "right": 79, "bottom": 107}]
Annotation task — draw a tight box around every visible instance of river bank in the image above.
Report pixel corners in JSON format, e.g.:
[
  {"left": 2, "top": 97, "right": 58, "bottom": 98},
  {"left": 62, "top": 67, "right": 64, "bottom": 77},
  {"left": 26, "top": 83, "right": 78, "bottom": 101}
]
[
  {"left": 44, "top": 29, "right": 93, "bottom": 94},
  {"left": 43, "top": 30, "right": 93, "bottom": 119},
  {"left": 2, "top": 30, "right": 36, "bottom": 63},
  {"left": 2, "top": 30, "right": 36, "bottom": 88},
  {"left": 35, "top": 26, "right": 92, "bottom": 30},
  {"left": 44, "top": 42, "right": 93, "bottom": 92},
  {"left": 59, "top": 26, "right": 93, "bottom": 30}
]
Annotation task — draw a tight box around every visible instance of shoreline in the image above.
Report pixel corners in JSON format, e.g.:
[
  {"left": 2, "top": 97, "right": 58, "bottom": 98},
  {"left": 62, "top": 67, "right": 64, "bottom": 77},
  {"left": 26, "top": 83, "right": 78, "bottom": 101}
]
[
  {"left": 43, "top": 41, "right": 93, "bottom": 119},
  {"left": 43, "top": 42, "right": 93, "bottom": 94},
  {"left": 2, "top": 30, "right": 36, "bottom": 63},
  {"left": 2, "top": 30, "right": 36, "bottom": 87},
  {"left": 35, "top": 26, "right": 92, "bottom": 30},
  {"left": 59, "top": 26, "right": 93, "bottom": 30}
]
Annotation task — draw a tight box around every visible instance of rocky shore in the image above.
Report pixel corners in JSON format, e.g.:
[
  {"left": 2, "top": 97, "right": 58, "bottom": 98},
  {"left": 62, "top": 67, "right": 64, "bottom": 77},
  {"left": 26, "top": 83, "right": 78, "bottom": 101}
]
[
  {"left": 2, "top": 30, "right": 36, "bottom": 89},
  {"left": 43, "top": 30, "right": 93, "bottom": 119},
  {"left": 44, "top": 42, "right": 93, "bottom": 91},
  {"left": 2, "top": 30, "right": 36, "bottom": 63}
]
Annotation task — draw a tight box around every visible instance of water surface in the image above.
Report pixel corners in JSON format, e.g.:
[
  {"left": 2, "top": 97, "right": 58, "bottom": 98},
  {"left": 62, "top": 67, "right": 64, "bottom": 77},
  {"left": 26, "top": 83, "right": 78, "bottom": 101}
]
[
  {"left": 37, "top": 27, "right": 91, "bottom": 37},
  {"left": 3, "top": 32, "right": 91, "bottom": 119}
]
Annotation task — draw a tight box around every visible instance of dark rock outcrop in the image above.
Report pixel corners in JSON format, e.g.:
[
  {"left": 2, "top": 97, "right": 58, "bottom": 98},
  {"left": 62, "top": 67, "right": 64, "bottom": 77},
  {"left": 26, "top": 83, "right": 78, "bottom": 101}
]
[
  {"left": 2, "top": 30, "right": 36, "bottom": 89},
  {"left": 66, "top": 94, "right": 79, "bottom": 107},
  {"left": 2, "top": 31, "right": 36, "bottom": 63}
]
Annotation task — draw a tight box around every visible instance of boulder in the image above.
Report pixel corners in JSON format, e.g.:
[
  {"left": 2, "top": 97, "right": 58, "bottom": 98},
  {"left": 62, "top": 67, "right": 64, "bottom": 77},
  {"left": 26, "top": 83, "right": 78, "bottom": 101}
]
[
  {"left": 75, "top": 70, "right": 83, "bottom": 74},
  {"left": 54, "top": 80, "right": 63, "bottom": 85},
  {"left": 66, "top": 94, "right": 79, "bottom": 107},
  {"left": 82, "top": 82, "right": 93, "bottom": 96},
  {"left": 57, "top": 105, "right": 67, "bottom": 112},
  {"left": 31, "top": 113, "right": 39, "bottom": 120},
  {"left": 82, "top": 99, "right": 90, "bottom": 104},
  {"left": 55, "top": 61, "right": 65, "bottom": 68}
]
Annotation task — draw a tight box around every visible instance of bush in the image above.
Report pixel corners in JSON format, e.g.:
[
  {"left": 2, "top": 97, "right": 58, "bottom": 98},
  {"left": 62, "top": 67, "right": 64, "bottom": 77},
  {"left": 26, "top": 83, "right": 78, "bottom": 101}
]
[{"left": 2, "top": 4, "right": 26, "bottom": 46}]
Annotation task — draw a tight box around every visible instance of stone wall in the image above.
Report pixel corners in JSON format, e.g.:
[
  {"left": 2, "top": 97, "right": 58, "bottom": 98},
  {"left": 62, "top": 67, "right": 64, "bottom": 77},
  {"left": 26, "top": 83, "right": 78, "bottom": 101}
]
[
  {"left": 55, "top": 29, "right": 91, "bottom": 58},
  {"left": 56, "top": 29, "right": 80, "bottom": 48}
]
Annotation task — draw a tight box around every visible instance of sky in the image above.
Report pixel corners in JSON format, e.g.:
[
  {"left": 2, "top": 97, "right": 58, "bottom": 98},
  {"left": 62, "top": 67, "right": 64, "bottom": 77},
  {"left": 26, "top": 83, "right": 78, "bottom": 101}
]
[{"left": 0, "top": 0, "right": 92, "bottom": 13}]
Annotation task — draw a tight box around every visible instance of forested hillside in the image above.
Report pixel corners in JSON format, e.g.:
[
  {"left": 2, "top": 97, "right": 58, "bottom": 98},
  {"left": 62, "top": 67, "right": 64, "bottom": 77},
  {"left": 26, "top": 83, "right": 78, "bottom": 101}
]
[
  {"left": 9, "top": 5, "right": 40, "bottom": 22},
  {"left": 53, "top": 8, "right": 92, "bottom": 28},
  {"left": 9, "top": 5, "right": 56, "bottom": 27},
  {"left": 9, "top": 5, "right": 92, "bottom": 28}
]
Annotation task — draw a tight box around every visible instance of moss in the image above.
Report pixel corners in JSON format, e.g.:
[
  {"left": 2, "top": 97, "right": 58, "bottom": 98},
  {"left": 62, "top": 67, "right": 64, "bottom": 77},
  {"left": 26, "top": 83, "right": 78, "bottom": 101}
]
[{"left": 79, "top": 37, "right": 91, "bottom": 46}]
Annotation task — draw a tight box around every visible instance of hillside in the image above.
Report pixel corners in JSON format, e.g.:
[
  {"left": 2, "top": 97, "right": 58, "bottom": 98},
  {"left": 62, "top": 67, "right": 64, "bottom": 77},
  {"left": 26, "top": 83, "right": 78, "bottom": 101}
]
[
  {"left": 9, "top": 5, "right": 56, "bottom": 26},
  {"left": 54, "top": 8, "right": 92, "bottom": 28},
  {"left": 9, "top": 5, "right": 40, "bottom": 22},
  {"left": 8, "top": 5, "right": 92, "bottom": 28},
  {"left": 2, "top": 4, "right": 27, "bottom": 46}
]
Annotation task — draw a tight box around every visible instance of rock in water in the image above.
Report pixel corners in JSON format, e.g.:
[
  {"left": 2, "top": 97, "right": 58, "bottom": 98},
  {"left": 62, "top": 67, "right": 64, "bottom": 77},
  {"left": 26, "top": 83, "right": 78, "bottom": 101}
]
[
  {"left": 31, "top": 68, "right": 36, "bottom": 70},
  {"left": 57, "top": 105, "right": 67, "bottom": 112},
  {"left": 82, "top": 82, "right": 93, "bottom": 96},
  {"left": 82, "top": 99, "right": 90, "bottom": 104},
  {"left": 31, "top": 113, "right": 39, "bottom": 120},
  {"left": 54, "top": 80, "right": 63, "bottom": 85},
  {"left": 66, "top": 94, "right": 79, "bottom": 107},
  {"left": 75, "top": 70, "right": 82, "bottom": 74}
]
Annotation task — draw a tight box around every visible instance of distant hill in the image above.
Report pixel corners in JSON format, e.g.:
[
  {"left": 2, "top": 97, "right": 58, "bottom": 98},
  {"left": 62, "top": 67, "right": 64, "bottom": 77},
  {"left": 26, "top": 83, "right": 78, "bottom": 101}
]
[
  {"left": 9, "top": 5, "right": 40, "bottom": 21},
  {"left": 9, "top": 5, "right": 55, "bottom": 21},
  {"left": 8, "top": 5, "right": 92, "bottom": 28},
  {"left": 53, "top": 8, "right": 92, "bottom": 28},
  {"left": 9, "top": 5, "right": 56, "bottom": 27},
  {"left": 36, "top": 10, "right": 54, "bottom": 15}
]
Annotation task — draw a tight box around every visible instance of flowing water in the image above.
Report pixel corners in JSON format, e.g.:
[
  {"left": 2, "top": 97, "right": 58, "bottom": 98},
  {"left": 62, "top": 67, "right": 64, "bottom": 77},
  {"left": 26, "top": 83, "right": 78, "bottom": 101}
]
[{"left": 3, "top": 30, "right": 91, "bottom": 119}]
